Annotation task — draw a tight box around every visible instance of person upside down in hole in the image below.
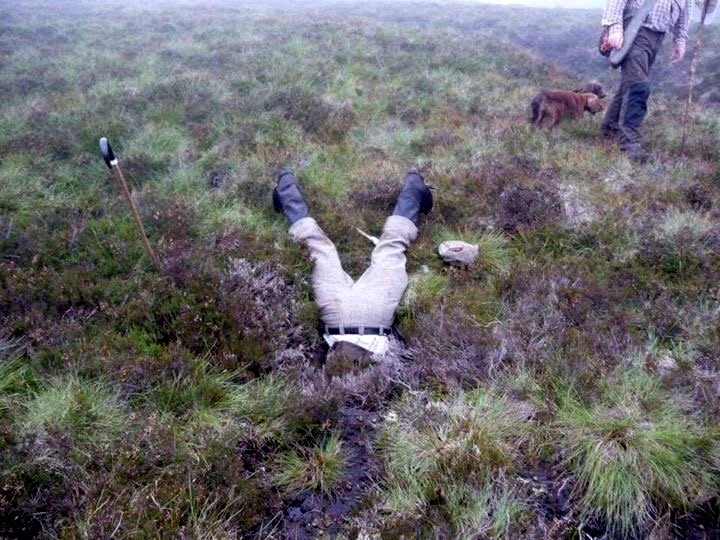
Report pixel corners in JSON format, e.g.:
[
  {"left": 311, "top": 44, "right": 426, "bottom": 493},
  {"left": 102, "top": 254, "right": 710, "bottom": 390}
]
[{"left": 272, "top": 167, "right": 432, "bottom": 365}]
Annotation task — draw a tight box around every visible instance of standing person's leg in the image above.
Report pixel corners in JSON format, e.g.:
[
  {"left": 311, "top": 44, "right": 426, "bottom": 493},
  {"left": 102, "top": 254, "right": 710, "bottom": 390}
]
[
  {"left": 617, "top": 28, "right": 664, "bottom": 160},
  {"left": 347, "top": 169, "right": 432, "bottom": 329},
  {"left": 601, "top": 83, "right": 625, "bottom": 138},
  {"left": 273, "top": 170, "right": 352, "bottom": 327}
]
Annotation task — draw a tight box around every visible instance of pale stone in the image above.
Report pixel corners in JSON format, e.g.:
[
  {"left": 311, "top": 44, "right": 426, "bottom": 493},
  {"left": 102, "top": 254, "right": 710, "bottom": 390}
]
[{"left": 438, "top": 240, "right": 479, "bottom": 266}]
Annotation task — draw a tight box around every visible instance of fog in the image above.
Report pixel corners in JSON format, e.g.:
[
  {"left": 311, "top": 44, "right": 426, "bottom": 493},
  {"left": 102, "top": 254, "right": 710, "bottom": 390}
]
[
  {"left": 464, "top": 0, "right": 716, "bottom": 21},
  {"left": 18, "top": 0, "right": 717, "bottom": 24},
  {"left": 461, "top": 0, "right": 605, "bottom": 7}
]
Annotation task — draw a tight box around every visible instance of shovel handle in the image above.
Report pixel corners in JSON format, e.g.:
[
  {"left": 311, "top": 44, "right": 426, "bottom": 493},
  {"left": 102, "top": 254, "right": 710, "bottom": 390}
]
[{"left": 99, "top": 137, "right": 116, "bottom": 169}]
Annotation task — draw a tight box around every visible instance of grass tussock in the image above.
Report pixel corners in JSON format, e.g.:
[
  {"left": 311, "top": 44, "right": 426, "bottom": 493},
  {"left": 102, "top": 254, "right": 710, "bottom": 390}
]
[
  {"left": 18, "top": 375, "right": 125, "bottom": 447},
  {"left": 553, "top": 367, "right": 719, "bottom": 537},
  {"left": 371, "top": 389, "right": 536, "bottom": 537},
  {"left": 274, "top": 431, "right": 346, "bottom": 495}
]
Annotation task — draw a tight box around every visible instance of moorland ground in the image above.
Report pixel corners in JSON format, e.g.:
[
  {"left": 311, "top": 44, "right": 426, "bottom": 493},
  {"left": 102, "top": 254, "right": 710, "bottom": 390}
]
[{"left": 1, "top": 1, "right": 719, "bottom": 538}]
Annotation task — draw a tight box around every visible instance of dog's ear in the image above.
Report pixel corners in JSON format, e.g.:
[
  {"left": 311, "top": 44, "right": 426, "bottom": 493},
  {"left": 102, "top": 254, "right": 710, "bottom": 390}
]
[
  {"left": 585, "top": 95, "right": 604, "bottom": 114},
  {"left": 581, "top": 82, "right": 606, "bottom": 99}
]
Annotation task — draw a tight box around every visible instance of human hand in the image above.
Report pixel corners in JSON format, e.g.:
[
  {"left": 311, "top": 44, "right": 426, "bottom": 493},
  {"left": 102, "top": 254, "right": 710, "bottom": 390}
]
[
  {"left": 671, "top": 42, "right": 686, "bottom": 64},
  {"left": 607, "top": 25, "right": 623, "bottom": 49}
]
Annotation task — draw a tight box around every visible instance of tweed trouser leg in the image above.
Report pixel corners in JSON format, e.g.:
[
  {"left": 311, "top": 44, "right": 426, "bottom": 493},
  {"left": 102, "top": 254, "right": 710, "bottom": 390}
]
[{"left": 289, "top": 215, "right": 417, "bottom": 329}]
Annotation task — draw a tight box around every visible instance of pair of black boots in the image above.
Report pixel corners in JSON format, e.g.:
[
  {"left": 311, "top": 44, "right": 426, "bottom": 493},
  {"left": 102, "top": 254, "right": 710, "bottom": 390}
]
[{"left": 273, "top": 169, "right": 433, "bottom": 226}]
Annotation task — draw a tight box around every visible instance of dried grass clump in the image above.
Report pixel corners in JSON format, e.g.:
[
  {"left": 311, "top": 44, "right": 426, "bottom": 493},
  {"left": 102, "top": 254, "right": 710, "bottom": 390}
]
[
  {"left": 219, "top": 258, "right": 314, "bottom": 371},
  {"left": 493, "top": 266, "right": 639, "bottom": 393},
  {"left": 407, "top": 307, "right": 503, "bottom": 388},
  {"left": 299, "top": 344, "right": 415, "bottom": 413},
  {"left": 415, "top": 128, "right": 461, "bottom": 153}
]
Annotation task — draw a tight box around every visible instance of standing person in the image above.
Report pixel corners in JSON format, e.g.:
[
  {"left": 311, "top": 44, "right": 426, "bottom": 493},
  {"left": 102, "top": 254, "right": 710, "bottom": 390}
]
[
  {"left": 272, "top": 168, "right": 432, "bottom": 364},
  {"left": 601, "top": 0, "right": 691, "bottom": 162}
]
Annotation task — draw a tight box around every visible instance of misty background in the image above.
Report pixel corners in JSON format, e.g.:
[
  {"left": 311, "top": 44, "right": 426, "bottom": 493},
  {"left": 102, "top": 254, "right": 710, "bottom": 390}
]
[
  {"left": 359, "top": 0, "right": 717, "bottom": 22},
  {"left": 451, "top": 0, "right": 606, "bottom": 7}
]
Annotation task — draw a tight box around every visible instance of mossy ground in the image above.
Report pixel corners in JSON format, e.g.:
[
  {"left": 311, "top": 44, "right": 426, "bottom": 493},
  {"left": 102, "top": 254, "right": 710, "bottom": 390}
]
[{"left": 1, "top": 1, "right": 719, "bottom": 538}]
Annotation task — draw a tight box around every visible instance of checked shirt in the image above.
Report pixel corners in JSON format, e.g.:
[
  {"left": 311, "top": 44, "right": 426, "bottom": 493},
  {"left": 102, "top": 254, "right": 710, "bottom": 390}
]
[{"left": 602, "top": 0, "right": 691, "bottom": 44}]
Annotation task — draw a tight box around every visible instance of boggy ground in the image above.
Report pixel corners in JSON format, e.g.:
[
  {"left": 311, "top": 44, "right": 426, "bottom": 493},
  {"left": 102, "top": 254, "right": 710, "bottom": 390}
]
[{"left": 278, "top": 407, "right": 383, "bottom": 538}]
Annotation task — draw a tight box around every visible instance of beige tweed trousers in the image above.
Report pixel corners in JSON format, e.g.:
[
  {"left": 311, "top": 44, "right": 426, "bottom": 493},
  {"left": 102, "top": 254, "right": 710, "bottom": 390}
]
[{"left": 289, "top": 215, "right": 418, "bottom": 329}]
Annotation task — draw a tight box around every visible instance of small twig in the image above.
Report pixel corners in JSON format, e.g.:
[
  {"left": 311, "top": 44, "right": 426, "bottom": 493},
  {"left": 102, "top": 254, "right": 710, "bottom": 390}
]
[
  {"left": 110, "top": 513, "right": 123, "bottom": 538},
  {"left": 355, "top": 227, "right": 379, "bottom": 245}
]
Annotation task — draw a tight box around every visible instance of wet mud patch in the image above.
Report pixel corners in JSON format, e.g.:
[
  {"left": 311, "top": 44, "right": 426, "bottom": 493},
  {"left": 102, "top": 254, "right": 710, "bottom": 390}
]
[
  {"left": 272, "top": 407, "right": 382, "bottom": 539},
  {"left": 0, "top": 508, "right": 42, "bottom": 539},
  {"left": 672, "top": 500, "right": 720, "bottom": 540}
]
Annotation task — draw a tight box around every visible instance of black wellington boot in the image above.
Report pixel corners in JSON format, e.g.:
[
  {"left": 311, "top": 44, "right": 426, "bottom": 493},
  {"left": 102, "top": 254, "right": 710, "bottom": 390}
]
[
  {"left": 273, "top": 169, "right": 309, "bottom": 226},
  {"left": 392, "top": 169, "right": 433, "bottom": 224}
]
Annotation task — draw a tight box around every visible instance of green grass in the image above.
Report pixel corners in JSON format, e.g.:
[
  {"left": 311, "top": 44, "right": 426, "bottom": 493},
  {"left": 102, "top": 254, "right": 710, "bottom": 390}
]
[
  {"left": 553, "top": 367, "right": 718, "bottom": 536},
  {"left": 18, "top": 374, "right": 125, "bottom": 444},
  {"left": 0, "top": 341, "right": 36, "bottom": 421},
  {"left": 274, "top": 431, "right": 345, "bottom": 495},
  {"left": 1, "top": 0, "right": 719, "bottom": 537},
  {"left": 373, "top": 389, "right": 536, "bottom": 537}
]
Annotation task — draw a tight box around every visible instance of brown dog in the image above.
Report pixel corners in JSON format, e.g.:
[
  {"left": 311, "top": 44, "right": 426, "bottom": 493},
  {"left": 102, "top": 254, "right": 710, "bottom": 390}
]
[
  {"left": 532, "top": 90, "right": 604, "bottom": 130},
  {"left": 531, "top": 83, "right": 606, "bottom": 129}
]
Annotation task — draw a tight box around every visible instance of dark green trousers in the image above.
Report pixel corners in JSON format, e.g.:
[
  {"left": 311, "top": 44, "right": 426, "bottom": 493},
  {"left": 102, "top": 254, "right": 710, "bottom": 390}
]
[{"left": 603, "top": 26, "right": 665, "bottom": 149}]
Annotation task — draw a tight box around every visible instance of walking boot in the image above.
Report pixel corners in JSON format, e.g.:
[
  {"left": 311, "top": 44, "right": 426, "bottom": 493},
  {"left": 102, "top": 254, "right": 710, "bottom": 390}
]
[
  {"left": 392, "top": 169, "right": 433, "bottom": 224},
  {"left": 620, "top": 142, "right": 649, "bottom": 164},
  {"left": 601, "top": 124, "right": 619, "bottom": 139},
  {"left": 273, "top": 169, "right": 308, "bottom": 225}
]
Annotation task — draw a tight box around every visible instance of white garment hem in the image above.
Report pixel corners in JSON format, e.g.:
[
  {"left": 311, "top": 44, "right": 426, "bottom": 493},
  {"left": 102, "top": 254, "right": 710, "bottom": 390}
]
[{"left": 323, "top": 334, "right": 389, "bottom": 355}]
